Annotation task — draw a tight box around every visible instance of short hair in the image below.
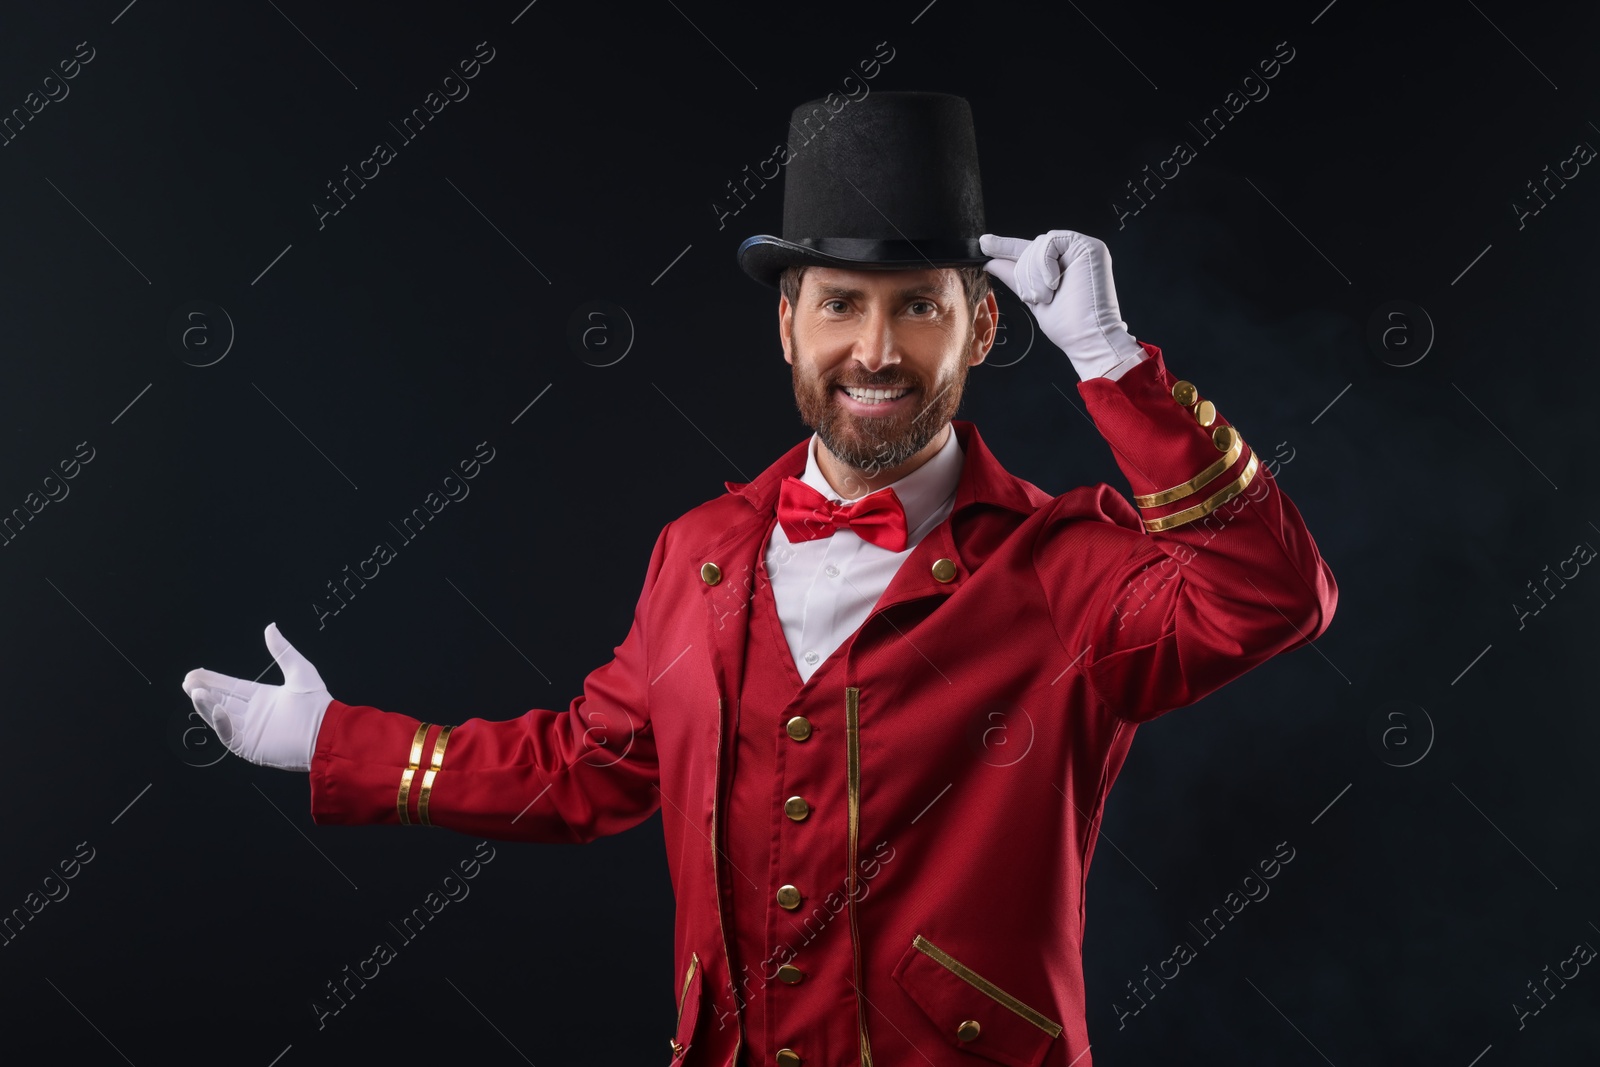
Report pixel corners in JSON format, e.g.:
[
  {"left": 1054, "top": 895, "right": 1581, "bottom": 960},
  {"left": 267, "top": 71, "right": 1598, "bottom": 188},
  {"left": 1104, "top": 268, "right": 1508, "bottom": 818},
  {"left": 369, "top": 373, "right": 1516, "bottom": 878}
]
[{"left": 779, "top": 263, "right": 991, "bottom": 315}]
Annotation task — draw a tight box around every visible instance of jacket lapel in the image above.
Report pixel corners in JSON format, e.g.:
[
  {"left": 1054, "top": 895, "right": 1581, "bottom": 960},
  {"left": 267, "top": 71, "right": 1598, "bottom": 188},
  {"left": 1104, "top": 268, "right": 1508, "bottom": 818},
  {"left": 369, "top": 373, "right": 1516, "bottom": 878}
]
[
  {"left": 693, "top": 507, "right": 776, "bottom": 713},
  {"left": 685, "top": 432, "right": 808, "bottom": 707}
]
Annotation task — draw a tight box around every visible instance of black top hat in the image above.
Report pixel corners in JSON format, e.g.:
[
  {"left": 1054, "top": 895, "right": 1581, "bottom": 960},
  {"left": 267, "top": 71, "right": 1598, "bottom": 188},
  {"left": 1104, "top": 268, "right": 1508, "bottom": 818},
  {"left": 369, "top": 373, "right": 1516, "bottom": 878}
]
[{"left": 738, "top": 91, "right": 988, "bottom": 289}]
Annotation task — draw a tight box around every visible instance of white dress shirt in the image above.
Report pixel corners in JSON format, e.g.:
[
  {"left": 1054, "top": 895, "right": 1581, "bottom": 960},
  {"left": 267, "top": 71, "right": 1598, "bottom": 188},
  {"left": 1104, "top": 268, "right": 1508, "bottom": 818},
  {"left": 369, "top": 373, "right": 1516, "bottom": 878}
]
[
  {"left": 762, "top": 352, "right": 1146, "bottom": 681},
  {"left": 764, "top": 427, "right": 965, "bottom": 682}
]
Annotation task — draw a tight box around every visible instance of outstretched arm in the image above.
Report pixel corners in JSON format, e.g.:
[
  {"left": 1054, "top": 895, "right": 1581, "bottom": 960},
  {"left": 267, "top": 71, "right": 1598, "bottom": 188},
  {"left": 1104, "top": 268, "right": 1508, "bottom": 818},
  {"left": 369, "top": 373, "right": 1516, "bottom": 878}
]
[{"left": 182, "top": 522, "right": 673, "bottom": 842}]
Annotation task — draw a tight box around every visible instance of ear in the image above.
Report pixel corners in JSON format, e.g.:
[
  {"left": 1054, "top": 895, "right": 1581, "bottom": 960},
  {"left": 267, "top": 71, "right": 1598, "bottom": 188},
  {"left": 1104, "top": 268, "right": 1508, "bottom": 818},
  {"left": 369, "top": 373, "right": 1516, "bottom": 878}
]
[
  {"left": 969, "top": 290, "right": 999, "bottom": 367},
  {"left": 778, "top": 294, "right": 795, "bottom": 365}
]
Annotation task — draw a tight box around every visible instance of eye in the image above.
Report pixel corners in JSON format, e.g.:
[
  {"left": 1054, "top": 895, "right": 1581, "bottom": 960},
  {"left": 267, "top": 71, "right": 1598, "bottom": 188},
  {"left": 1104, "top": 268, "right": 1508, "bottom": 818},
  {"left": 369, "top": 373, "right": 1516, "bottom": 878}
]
[
  {"left": 908, "top": 301, "right": 935, "bottom": 315},
  {"left": 823, "top": 299, "right": 849, "bottom": 313}
]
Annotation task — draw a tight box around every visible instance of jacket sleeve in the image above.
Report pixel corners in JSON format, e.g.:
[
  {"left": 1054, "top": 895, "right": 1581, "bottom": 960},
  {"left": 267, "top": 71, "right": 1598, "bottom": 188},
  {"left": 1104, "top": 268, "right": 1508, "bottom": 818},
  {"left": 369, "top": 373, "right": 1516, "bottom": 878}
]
[
  {"left": 308, "top": 521, "right": 672, "bottom": 842},
  {"left": 1034, "top": 342, "right": 1338, "bottom": 723}
]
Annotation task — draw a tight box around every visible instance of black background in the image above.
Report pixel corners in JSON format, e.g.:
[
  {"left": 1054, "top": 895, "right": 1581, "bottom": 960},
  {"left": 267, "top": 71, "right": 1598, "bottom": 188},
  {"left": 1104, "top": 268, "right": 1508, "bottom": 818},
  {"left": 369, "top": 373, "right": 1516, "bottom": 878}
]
[{"left": 1, "top": 1, "right": 1596, "bottom": 1063}]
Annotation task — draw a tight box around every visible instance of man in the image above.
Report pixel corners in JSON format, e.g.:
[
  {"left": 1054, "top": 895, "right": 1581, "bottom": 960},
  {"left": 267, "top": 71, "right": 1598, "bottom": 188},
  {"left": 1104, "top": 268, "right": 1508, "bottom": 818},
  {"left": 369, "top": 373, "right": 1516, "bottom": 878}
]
[{"left": 182, "top": 92, "right": 1336, "bottom": 1066}]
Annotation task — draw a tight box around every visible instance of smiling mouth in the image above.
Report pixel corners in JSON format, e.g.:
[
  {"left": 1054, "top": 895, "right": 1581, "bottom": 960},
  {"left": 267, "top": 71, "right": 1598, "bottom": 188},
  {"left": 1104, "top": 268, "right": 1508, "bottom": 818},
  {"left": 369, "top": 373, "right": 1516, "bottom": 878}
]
[{"left": 836, "top": 384, "right": 914, "bottom": 406}]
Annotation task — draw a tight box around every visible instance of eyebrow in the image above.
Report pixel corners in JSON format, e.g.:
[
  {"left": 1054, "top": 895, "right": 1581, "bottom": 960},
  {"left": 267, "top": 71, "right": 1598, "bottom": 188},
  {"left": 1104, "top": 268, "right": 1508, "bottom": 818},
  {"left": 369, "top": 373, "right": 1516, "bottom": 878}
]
[{"left": 812, "top": 283, "right": 947, "bottom": 301}]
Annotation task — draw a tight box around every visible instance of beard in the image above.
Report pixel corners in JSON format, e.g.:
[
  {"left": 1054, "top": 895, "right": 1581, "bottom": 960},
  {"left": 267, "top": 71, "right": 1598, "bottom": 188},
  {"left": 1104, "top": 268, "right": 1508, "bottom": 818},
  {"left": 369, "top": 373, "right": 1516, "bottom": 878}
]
[{"left": 790, "top": 318, "right": 974, "bottom": 480}]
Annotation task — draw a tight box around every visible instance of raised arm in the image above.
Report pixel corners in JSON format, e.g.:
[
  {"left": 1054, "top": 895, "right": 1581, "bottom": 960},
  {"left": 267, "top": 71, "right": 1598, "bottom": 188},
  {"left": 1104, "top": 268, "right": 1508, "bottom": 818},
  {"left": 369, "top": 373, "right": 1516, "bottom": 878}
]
[
  {"left": 1042, "top": 342, "right": 1336, "bottom": 721},
  {"left": 982, "top": 229, "right": 1336, "bottom": 722}
]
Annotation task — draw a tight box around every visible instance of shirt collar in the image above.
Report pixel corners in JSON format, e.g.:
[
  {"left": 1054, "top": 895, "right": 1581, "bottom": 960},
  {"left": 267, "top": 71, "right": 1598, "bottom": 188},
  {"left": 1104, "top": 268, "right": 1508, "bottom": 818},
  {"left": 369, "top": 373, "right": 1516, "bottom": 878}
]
[{"left": 798, "top": 426, "right": 964, "bottom": 536}]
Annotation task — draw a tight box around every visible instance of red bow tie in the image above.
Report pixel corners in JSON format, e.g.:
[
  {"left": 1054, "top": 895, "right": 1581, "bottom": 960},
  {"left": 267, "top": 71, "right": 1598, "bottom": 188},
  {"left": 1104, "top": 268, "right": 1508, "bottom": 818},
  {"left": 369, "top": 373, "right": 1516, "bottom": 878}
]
[{"left": 776, "top": 476, "right": 909, "bottom": 552}]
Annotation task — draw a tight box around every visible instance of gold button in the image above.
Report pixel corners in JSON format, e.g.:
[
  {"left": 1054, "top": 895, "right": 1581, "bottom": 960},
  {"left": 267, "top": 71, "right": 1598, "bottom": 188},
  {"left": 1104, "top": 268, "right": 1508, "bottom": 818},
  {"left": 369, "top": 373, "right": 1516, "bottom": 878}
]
[
  {"left": 1212, "top": 424, "right": 1237, "bottom": 452},
  {"left": 956, "top": 1019, "right": 981, "bottom": 1041},
  {"left": 931, "top": 557, "right": 957, "bottom": 583},
  {"left": 700, "top": 562, "right": 721, "bottom": 585},
  {"left": 1193, "top": 399, "right": 1216, "bottom": 427},
  {"left": 776, "top": 1050, "right": 801, "bottom": 1067},
  {"left": 776, "top": 884, "right": 802, "bottom": 909},
  {"left": 785, "top": 715, "right": 812, "bottom": 741},
  {"left": 776, "top": 963, "right": 804, "bottom": 984},
  {"left": 784, "top": 796, "right": 810, "bottom": 821},
  {"left": 1171, "top": 380, "right": 1197, "bottom": 406}
]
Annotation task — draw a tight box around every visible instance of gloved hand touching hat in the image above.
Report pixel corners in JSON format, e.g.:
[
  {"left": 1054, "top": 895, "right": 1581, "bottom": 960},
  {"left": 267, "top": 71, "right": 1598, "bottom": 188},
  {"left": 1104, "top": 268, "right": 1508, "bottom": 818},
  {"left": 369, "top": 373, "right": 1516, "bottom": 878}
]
[{"left": 980, "top": 229, "right": 1147, "bottom": 381}]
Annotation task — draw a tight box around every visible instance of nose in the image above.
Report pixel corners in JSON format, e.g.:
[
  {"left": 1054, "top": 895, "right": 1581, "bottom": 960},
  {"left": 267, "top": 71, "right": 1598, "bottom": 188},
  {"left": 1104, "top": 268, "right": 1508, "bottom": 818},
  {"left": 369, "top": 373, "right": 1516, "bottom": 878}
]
[{"left": 851, "top": 305, "right": 900, "bottom": 374}]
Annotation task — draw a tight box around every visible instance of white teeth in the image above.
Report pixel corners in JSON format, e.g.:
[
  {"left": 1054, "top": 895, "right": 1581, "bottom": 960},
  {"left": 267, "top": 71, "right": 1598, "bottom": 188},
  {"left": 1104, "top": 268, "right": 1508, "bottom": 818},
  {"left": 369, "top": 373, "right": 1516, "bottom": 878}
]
[{"left": 843, "top": 386, "right": 909, "bottom": 403}]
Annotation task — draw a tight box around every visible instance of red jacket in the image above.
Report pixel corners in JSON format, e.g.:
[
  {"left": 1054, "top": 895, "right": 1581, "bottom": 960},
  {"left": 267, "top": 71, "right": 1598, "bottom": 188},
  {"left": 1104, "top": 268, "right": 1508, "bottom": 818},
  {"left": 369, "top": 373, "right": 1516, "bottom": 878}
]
[{"left": 309, "top": 343, "right": 1336, "bottom": 1067}]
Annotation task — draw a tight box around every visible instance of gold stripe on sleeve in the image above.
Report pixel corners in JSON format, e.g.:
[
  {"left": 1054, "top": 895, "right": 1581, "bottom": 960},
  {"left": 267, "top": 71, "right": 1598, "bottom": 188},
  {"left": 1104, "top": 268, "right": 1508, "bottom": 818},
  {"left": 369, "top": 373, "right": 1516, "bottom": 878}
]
[
  {"left": 418, "top": 725, "right": 454, "bottom": 827},
  {"left": 397, "top": 723, "right": 430, "bottom": 826},
  {"left": 1142, "top": 451, "right": 1261, "bottom": 533},
  {"left": 1133, "top": 426, "right": 1245, "bottom": 508}
]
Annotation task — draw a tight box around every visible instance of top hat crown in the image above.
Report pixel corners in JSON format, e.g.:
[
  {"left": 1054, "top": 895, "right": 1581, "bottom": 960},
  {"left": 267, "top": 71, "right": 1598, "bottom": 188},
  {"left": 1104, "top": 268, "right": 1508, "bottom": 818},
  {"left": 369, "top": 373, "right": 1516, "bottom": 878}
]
[{"left": 737, "top": 91, "right": 988, "bottom": 289}]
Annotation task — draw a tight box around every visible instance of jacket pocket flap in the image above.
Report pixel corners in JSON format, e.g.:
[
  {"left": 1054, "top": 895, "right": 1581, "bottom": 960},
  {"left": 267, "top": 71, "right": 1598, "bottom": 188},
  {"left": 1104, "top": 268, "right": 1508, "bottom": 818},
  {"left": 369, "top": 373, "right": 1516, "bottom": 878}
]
[{"left": 892, "top": 934, "right": 1061, "bottom": 1067}]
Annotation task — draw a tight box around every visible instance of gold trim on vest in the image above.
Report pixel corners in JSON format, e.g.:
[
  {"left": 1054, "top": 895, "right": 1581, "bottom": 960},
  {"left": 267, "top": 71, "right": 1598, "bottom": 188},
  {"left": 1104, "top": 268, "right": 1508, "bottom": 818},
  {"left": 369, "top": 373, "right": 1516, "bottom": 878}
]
[
  {"left": 710, "top": 697, "right": 743, "bottom": 1065},
  {"left": 846, "top": 686, "right": 875, "bottom": 1065}
]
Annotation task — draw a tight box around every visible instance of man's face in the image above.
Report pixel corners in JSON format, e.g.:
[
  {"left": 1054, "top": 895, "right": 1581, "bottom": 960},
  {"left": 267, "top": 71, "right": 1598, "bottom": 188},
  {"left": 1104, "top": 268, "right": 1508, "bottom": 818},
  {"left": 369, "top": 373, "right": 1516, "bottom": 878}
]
[{"left": 779, "top": 265, "right": 997, "bottom": 485}]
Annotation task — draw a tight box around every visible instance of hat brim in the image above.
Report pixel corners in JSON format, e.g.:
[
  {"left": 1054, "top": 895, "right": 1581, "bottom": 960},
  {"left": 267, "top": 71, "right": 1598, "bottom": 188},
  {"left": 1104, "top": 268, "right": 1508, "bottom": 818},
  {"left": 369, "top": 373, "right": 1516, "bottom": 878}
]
[{"left": 738, "top": 235, "right": 990, "bottom": 290}]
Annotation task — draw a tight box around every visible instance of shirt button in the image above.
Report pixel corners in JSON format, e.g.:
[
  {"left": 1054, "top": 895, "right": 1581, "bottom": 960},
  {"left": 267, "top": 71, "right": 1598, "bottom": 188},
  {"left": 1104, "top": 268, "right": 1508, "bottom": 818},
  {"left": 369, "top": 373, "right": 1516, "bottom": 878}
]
[
  {"left": 776, "top": 963, "right": 805, "bottom": 984},
  {"left": 824, "top": 563, "right": 839, "bottom": 578},
  {"left": 784, "top": 796, "right": 810, "bottom": 821},
  {"left": 803, "top": 649, "right": 819, "bottom": 665},
  {"left": 776, "top": 1050, "right": 801, "bottom": 1067},
  {"left": 785, "top": 715, "right": 812, "bottom": 741},
  {"left": 776, "top": 884, "right": 802, "bottom": 909}
]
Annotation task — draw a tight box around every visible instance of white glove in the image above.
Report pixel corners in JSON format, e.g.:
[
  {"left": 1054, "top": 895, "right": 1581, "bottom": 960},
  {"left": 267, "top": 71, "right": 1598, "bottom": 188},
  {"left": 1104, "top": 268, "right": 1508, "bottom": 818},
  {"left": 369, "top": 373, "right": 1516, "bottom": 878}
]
[
  {"left": 181, "top": 623, "right": 333, "bottom": 772},
  {"left": 980, "top": 230, "right": 1146, "bottom": 381}
]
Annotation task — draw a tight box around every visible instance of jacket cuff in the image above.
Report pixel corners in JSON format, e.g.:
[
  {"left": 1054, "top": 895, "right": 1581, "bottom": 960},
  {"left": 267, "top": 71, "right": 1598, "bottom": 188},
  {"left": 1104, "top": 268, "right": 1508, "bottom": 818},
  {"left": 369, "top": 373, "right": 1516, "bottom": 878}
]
[
  {"left": 310, "top": 699, "right": 447, "bottom": 827},
  {"left": 1077, "top": 341, "right": 1259, "bottom": 532}
]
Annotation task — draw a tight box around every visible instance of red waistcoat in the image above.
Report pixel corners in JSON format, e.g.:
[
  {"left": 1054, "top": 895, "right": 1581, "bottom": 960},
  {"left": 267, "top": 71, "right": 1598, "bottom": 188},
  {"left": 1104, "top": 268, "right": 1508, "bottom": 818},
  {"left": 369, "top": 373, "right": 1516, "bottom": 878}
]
[
  {"left": 723, "top": 522, "right": 874, "bottom": 1065},
  {"left": 307, "top": 344, "right": 1339, "bottom": 1067}
]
